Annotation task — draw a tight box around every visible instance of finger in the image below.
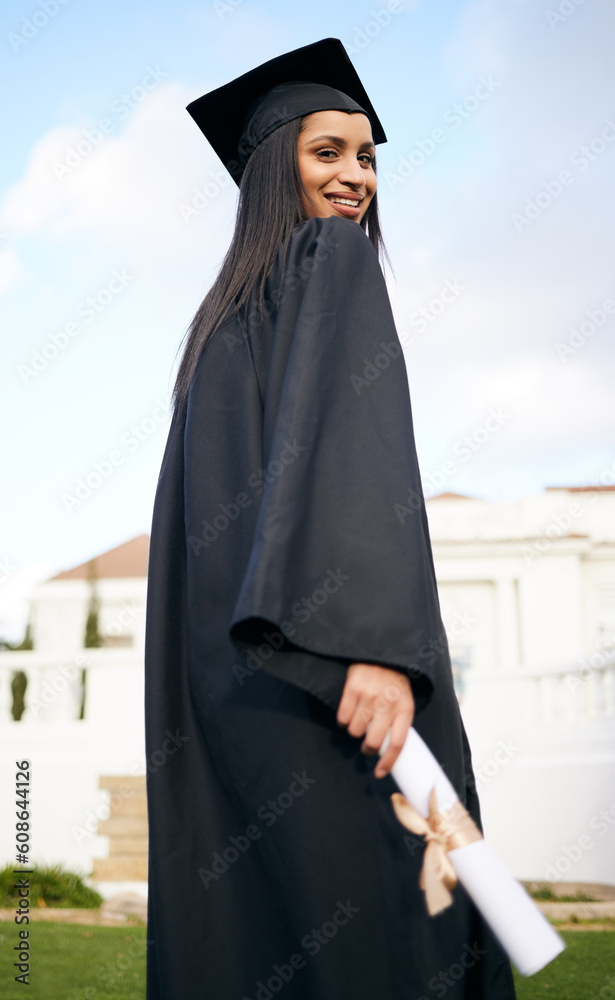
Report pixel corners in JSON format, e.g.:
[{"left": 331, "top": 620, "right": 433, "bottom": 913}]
[
  {"left": 375, "top": 711, "right": 412, "bottom": 777},
  {"left": 362, "top": 684, "right": 414, "bottom": 755},
  {"left": 374, "top": 710, "right": 413, "bottom": 778},
  {"left": 336, "top": 686, "right": 360, "bottom": 728},
  {"left": 371, "top": 681, "right": 412, "bottom": 725},
  {"left": 346, "top": 701, "right": 374, "bottom": 738},
  {"left": 360, "top": 712, "right": 392, "bottom": 756}
]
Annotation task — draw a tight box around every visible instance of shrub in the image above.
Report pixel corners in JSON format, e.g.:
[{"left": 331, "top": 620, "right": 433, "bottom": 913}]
[{"left": 0, "top": 864, "right": 103, "bottom": 908}]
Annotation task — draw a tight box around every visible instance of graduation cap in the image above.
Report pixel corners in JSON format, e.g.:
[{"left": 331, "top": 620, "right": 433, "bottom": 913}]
[{"left": 186, "top": 37, "right": 387, "bottom": 185}]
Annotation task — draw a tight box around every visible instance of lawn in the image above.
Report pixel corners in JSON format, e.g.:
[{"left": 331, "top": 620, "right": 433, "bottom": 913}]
[
  {"left": 512, "top": 929, "right": 615, "bottom": 999},
  {"left": 0, "top": 922, "right": 613, "bottom": 998},
  {"left": 0, "top": 922, "right": 146, "bottom": 1000}
]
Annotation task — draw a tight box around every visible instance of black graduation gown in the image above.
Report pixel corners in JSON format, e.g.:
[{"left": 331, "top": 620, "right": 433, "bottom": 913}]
[{"left": 144, "top": 215, "right": 517, "bottom": 1000}]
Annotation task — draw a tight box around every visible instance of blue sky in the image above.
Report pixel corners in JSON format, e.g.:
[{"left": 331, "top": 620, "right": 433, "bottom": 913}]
[{"left": 1, "top": 0, "right": 614, "bottom": 637}]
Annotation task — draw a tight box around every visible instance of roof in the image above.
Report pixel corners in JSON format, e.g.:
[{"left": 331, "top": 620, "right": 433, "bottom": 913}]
[
  {"left": 428, "top": 491, "right": 477, "bottom": 501},
  {"left": 546, "top": 485, "right": 615, "bottom": 492},
  {"left": 50, "top": 535, "right": 150, "bottom": 581}
]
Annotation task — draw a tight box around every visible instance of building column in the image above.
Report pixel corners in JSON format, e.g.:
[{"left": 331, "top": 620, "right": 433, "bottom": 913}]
[{"left": 496, "top": 577, "right": 520, "bottom": 670}]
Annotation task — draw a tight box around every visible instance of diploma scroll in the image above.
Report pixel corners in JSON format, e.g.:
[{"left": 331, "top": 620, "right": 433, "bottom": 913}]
[{"left": 379, "top": 727, "right": 565, "bottom": 977}]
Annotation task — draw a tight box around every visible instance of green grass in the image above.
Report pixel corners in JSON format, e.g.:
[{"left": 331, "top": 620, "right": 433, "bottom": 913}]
[
  {"left": 0, "top": 922, "right": 146, "bottom": 1000},
  {"left": 0, "top": 865, "right": 102, "bottom": 909},
  {"left": 0, "top": 923, "right": 612, "bottom": 999},
  {"left": 524, "top": 881, "right": 600, "bottom": 902},
  {"left": 553, "top": 916, "right": 615, "bottom": 928},
  {"left": 512, "top": 931, "right": 615, "bottom": 998}
]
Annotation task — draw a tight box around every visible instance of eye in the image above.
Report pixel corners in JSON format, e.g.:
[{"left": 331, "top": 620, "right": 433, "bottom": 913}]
[{"left": 314, "top": 148, "right": 375, "bottom": 166}]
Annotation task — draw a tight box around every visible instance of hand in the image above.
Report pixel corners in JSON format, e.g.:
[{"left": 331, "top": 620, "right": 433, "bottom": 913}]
[{"left": 336, "top": 663, "right": 415, "bottom": 778}]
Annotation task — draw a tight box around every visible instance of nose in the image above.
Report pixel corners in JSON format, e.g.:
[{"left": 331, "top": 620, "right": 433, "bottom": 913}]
[{"left": 336, "top": 153, "right": 367, "bottom": 188}]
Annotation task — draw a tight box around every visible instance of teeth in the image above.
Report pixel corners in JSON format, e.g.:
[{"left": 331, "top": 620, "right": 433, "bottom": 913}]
[{"left": 329, "top": 197, "right": 360, "bottom": 207}]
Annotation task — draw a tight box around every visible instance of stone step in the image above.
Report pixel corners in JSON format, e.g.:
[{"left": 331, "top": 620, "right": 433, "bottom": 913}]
[
  {"left": 104, "top": 795, "right": 148, "bottom": 817},
  {"left": 98, "top": 815, "right": 148, "bottom": 837},
  {"left": 98, "top": 776, "right": 147, "bottom": 816},
  {"left": 93, "top": 855, "right": 148, "bottom": 882},
  {"left": 537, "top": 901, "right": 615, "bottom": 921},
  {"left": 107, "top": 836, "right": 148, "bottom": 856},
  {"left": 99, "top": 776, "right": 146, "bottom": 793},
  {"left": 94, "top": 776, "right": 149, "bottom": 884},
  {"left": 102, "top": 893, "right": 148, "bottom": 922}
]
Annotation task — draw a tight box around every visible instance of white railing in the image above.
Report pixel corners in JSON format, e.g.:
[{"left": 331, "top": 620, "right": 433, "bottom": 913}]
[
  {"left": 0, "top": 649, "right": 144, "bottom": 725},
  {"left": 463, "top": 653, "right": 615, "bottom": 731},
  {"left": 2, "top": 648, "right": 614, "bottom": 731}
]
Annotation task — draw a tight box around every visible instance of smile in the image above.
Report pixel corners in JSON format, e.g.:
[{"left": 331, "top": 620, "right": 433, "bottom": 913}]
[{"left": 328, "top": 196, "right": 361, "bottom": 206}]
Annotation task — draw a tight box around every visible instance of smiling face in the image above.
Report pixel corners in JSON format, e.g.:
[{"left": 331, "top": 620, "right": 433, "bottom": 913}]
[{"left": 297, "top": 110, "right": 377, "bottom": 224}]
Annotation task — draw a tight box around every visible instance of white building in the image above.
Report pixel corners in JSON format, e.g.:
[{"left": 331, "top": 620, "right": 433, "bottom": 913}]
[
  {"left": 1, "top": 488, "right": 614, "bottom": 897},
  {"left": 431, "top": 486, "right": 615, "bottom": 886},
  {"left": 1, "top": 536, "right": 149, "bottom": 897}
]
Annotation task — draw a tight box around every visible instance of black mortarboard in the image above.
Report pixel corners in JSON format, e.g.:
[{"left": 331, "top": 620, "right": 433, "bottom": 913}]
[{"left": 186, "top": 37, "right": 387, "bottom": 185}]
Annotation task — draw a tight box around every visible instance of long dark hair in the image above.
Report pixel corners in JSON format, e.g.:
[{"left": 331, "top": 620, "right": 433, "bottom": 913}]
[{"left": 172, "top": 114, "right": 387, "bottom": 415}]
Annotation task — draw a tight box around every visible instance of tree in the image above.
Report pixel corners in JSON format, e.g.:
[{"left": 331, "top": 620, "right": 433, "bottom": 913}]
[{"left": 80, "top": 558, "right": 103, "bottom": 719}]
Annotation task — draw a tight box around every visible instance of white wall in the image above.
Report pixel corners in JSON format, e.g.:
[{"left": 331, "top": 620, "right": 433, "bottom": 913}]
[{"left": 0, "top": 650, "right": 146, "bottom": 892}]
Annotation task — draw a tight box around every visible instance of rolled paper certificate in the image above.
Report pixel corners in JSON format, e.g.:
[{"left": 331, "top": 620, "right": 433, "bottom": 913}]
[{"left": 379, "top": 727, "right": 565, "bottom": 977}]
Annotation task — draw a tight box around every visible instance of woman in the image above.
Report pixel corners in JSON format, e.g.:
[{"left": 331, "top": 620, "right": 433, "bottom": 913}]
[{"left": 145, "top": 38, "right": 517, "bottom": 1000}]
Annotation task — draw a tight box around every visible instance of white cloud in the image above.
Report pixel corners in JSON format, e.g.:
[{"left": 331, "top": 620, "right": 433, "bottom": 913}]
[
  {"left": 379, "top": 0, "right": 615, "bottom": 493},
  {"left": 0, "top": 247, "right": 25, "bottom": 294},
  {"left": 0, "top": 81, "right": 237, "bottom": 248}
]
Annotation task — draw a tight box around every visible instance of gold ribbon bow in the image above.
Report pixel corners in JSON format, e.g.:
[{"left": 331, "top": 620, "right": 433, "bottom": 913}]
[{"left": 390, "top": 787, "right": 483, "bottom": 916}]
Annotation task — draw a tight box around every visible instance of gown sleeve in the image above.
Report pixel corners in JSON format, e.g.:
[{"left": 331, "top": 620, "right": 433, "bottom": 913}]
[{"left": 229, "top": 215, "right": 449, "bottom": 715}]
